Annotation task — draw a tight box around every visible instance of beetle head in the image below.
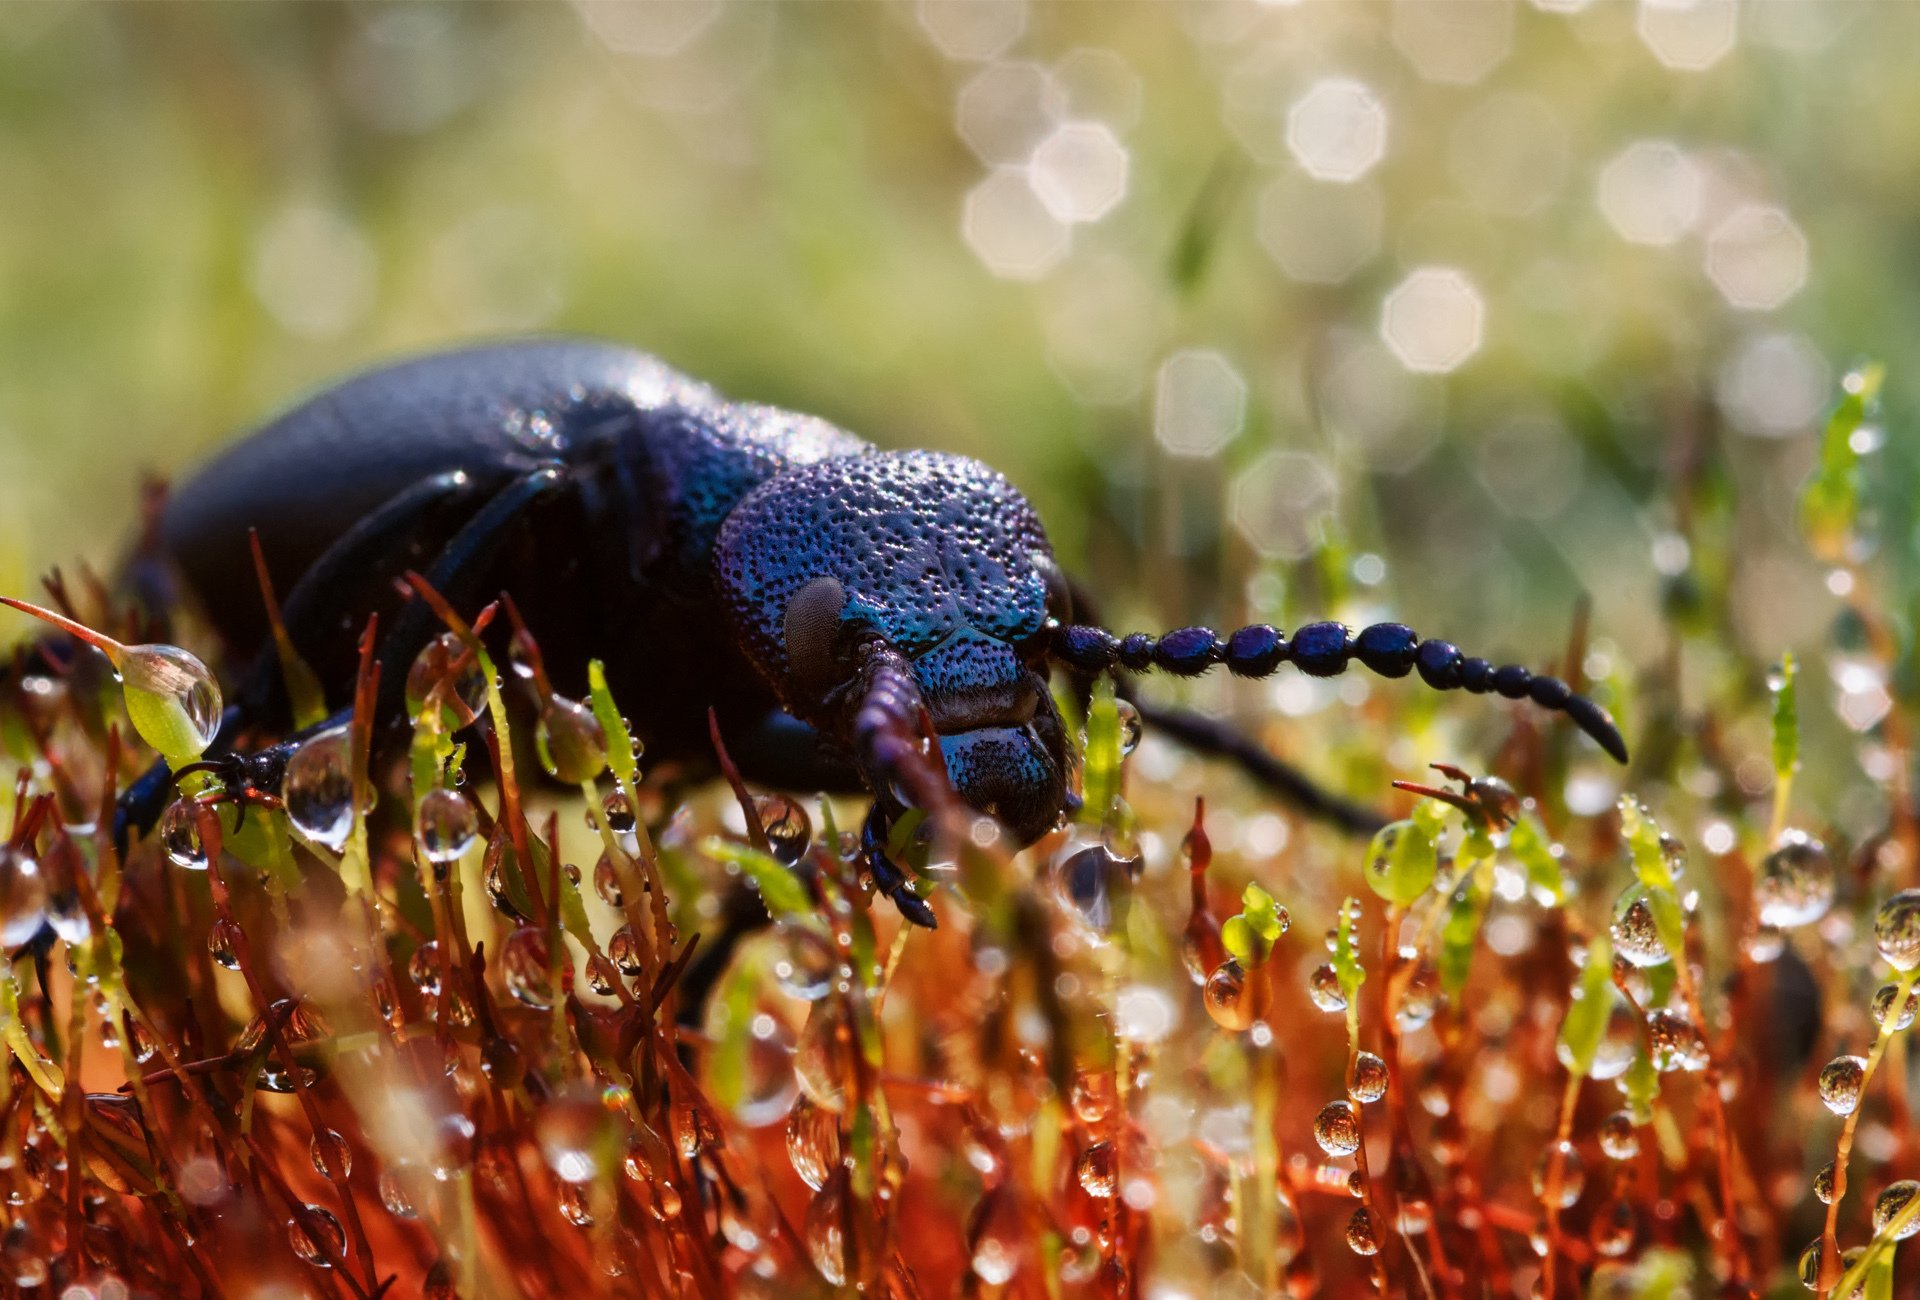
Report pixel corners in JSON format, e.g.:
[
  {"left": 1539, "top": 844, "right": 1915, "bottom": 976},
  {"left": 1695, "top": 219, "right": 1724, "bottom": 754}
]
[{"left": 715, "top": 451, "right": 1071, "bottom": 845}]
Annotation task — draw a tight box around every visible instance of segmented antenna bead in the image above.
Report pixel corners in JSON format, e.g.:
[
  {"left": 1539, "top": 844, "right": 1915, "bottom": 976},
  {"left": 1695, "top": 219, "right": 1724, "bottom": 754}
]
[
  {"left": 1225, "top": 624, "right": 1288, "bottom": 677},
  {"left": 1459, "top": 657, "right": 1495, "bottom": 693},
  {"left": 1118, "top": 633, "right": 1158, "bottom": 672},
  {"left": 1415, "top": 640, "right": 1463, "bottom": 690},
  {"left": 1355, "top": 623, "right": 1419, "bottom": 678},
  {"left": 1291, "top": 621, "right": 1352, "bottom": 677},
  {"left": 1492, "top": 664, "right": 1533, "bottom": 699},
  {"left": 1056, "top": 625, "right": 1119, "bottom": 673},
  {"left": 1525, "top": 675, "right": 1568, "bottom": 707},
  {"left": 1156, "top": 625, "right": 1224, "bottom": 676}
]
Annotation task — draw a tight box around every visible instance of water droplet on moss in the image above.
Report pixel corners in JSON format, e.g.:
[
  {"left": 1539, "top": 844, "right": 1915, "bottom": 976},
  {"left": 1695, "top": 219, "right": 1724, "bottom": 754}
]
[
  {"left": 284, "top": 727, "right": 356, "bottom": 852},
  {"left": 1313, "top": 1100, "right": 1361, "bottom": 1156},
  {"left": 1818, "top": 1054, "right": 1867, "bottom": 1115}
]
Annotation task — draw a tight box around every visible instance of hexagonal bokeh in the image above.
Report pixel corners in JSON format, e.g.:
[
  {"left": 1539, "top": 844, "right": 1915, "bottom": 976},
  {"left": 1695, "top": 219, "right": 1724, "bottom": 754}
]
[
  {"left": 1285, "top": 77, "right": 1389, "bottom": 183},
  {"left": 1636, "top": 0, "right": 1739, "bottom": 71},
  {"left": 1231, "top": 449, "right": 1338, "bottom": 560},
  {"left": 1029, "top": 121, "right": 1130, "bottom": 223},
  {"left": 1257, "top": 174, "right": 1383, "bottom": 284},
  {"left": 955, "top": 62, "right": 1057, "bottom": 165},
  {"left": 1390, "top": 0, "right": 1515, "bottom": 85},
  {"left": 576, "top": 0, "right": 720, "bottom": 57},
  {"left": 1596, "top": 140, "right": 1703, "bottom": 246},
  {"left": 1715, "top": 331, "right": 1829, "bottom": 436},
  {"left": 1704, "top": 203, "right": 1808, "bottom": 310},
  {"left": 917, "top": 0, "right": 1027, "bottom": 63},
  {"left": 1153, "top": 350, "right": 1247, "bottom": 458},
  {"left": 962, "top": 168, "right": 1070, "bottom": 280},
  {"left": 1380, "top": 267, "right": 1486, "bottom": 373}
]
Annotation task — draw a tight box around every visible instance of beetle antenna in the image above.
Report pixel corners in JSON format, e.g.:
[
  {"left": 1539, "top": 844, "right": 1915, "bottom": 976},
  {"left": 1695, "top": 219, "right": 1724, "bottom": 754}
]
[{"left": 1047, "top": 619, "right": 1628, "bottom": 764}]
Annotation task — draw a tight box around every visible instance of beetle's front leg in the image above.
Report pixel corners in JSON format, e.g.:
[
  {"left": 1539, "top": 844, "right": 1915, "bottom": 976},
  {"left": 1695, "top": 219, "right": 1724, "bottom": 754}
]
[{"left": 859, "top": 802, "right": 938, "bottom": 929}]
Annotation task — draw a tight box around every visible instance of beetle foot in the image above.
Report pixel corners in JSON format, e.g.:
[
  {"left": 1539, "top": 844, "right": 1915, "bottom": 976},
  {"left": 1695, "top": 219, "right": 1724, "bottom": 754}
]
[{"left": 860, "top": 809, "right": 939, "bottom": 930}]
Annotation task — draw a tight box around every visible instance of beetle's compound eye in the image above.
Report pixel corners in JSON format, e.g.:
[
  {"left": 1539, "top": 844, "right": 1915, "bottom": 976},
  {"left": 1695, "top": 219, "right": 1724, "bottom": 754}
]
[
  {"left": 783, "top": 574, "right": 849, "bottom": 692},
  {"left": 1033, "top": 554, "right": 1073, "bottom": 626}
]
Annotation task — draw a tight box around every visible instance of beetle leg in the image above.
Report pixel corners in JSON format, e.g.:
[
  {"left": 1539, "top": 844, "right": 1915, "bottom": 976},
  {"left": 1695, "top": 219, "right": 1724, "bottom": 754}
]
[
  {"left": 238, "top": 469, "right": 498, "bottom": 730},
  {"left": 368, "top": 466, "right": 571, "bottom": 721},
  {"left": 860, "top": 803, "right": 938, "bottom": 929}
]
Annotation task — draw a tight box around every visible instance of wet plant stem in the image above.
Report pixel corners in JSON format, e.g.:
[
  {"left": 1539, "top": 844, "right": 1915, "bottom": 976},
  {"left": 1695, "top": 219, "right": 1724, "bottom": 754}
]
[
  {"left": 1539, "top": 1070, "right": 1581, "bottom": 1300},
  {"left": 1818, "top": 964, "right": 1920, "bottom": 1294}
]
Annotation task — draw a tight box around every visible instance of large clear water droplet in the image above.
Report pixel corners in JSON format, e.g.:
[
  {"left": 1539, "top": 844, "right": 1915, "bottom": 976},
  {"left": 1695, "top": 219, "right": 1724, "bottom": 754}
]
[
  {"left": 1609, "top": 886, "right": 1670, "bottom": 967},
  {"left": 417, "top": 789, "right": 477, "bottom": 865},
  {"left": 284, "top": 727, "right": 356, "bottom": 852},
  {"left": 1203, "top": 958, "right": 1254, "bottom": 1032},
  {"left": 786, "top": 1097, "right": 840, "bottom": 1191},
  {"left": 756, "top": 795, "right": 813, "bottom": 866},
  {"left": 159, "top": 798, "right": 209, "bottom": 870},
  {"left": 501, "top": 926, "right": 557, "bottom": 1009},
  {"left": 1818, "top": 1054, "right": 1867, "bottom": 1115},
  {"left": 1873, "top": 1180, "right": 1920, "bottom": 1239},
  {"left": 287, "top": 1205, "right": 345, "bottom": 1268},
  {"left": 537, "top": 695, "right": 607, "bottom": 784},
  {"left": 1756, "top": 830, "right": 1835, "bottom": 929},
  {"left": 406, "top": 632, "right": 485, "bottom": 726},
  {"left": 1313, "top": 1100, "right": 1361, "bottom": 1156},
  {"left": 0, "top": 848, "right": 48, "bottom": 949},
  {"left": 1347, "top": 1051, "right": 1389, "bottom": 1103},
  {"left": 119, "top": 643, "right": 222, "bottom": 763},
  {"left": 1876, "top": 891, "right": 1920, "bottom": 971}
]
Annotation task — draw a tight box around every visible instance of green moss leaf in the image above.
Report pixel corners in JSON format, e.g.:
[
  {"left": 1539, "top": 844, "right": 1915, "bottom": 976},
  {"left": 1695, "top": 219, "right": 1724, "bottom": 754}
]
[
  {"left": 1556, "top": 934, "right": 1614, "bottom": 1077},
  {"left": 702, "top": 838, "right": 811, "bottom": 916}
]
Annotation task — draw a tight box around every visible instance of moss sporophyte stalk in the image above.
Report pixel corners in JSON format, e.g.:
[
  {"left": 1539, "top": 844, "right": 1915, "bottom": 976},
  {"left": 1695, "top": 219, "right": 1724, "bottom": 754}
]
[{"left": 0, "top": 361, "right": 1912, "bottom": 1295}]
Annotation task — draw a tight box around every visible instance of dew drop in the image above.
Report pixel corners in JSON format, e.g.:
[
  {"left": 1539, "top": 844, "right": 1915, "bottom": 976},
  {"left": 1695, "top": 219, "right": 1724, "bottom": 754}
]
[
  {"left": 287, "top": 1205, "right": 346, "bottom": 1268},
  {"left": 1347, "top": 1051, "right": 1388, "bottom": 1103},
  {"left": 1797, "top": 1237, "right": 1825, "bottom": 1289},
  {"left": 1609, "top": 886, "right": 1670, "bottom": 967},
  {"left": 159, "top": 798, "right": 209, "bottom": 870},
  {"left": 795, "top": 997, "right": 853, "bottom": 1112},
  {"left": 584, "top": 954, "right": 620, "bottom": 997},
  {"left": 1873, "top": 1179, "right": 1920, "bottom": 1238},
  {"left": 0, "top": 849, "right": 48, "bottom": 949},
  {"left": 406, "top": 632, "right": 486, "bottom": 727},
  {"left": 417, "top": 788, "right": 478, "bottom": 865},
  {"left": 537, "top": 1088, "right": 610, "bottom": 1184},
  {"left": 1645, "top": 1008, "right": 1709, "bottom": 1073},
  {"left": 501, "top": 925, "right": 558, "bottom": 1010},
  {"left": 1395, "top": 964, "right": 1440, "bottom": 1030},
  {"left": 206, "top": 917, "right": 242, "bottom": 971},
  {"left": 786, "top": 1097, "right": 840, "bottom": 1191},
  {"left": 379, "top": 1161, "right": 422, "bottom": 1218},
  {"left": 1530, "top": 1141, "right": 1585, "bottom": 1208},
  {"left": 1872, "top": 982, "right": 1918, "bottom": 1030},
  {"left": 1345, "top": 1204, "right": 1380, "bottom": 1256},
  {"left": 757, "top": 795, "right": 814, "bottom": 866},
  {"left": 600, "top": 790, "right": 636, "bottom": 835},
  {"left": 592, "top": 853, "right": 624, "bottom": 908},
  {"left": 1313, "top": 1100, "right": 1361, "bottom": 1157},
  {"left": 608, "top": 925, "right": 646, "bottom": 977},
  {"left": 1075, "top": 1141, "right": 1117, "bottom": 1197},
  {"left": 557, "top": 1181, "right": 594, "bottom": 1227},
  {"left": 309, "top": 1129, "right": 352, "bottom": 1181},
  {"left": 408, "top": 941, "right": 443, "bottom": 995},
  {"left": 1756, "top": 831, "right": 1835, "bottom": 929},
  {"left": 1876, "top": 891, "right": 1920, "bottom": 971},
  {"left": 1590, "top": 1196, "right": 1636, "bottom": 1257},
  {"left": 1814, "top": 1161, "right": 1836, "bottom": 1205},
  {"left": 537, "top": 695, "right": 607, "bottom": 784},
  {"left": 1051, "top": 841, "right": 1137, "bottom": 937},
  {"left": 1203, "top": 958, "right": 1255, "bottom": 1032},
  {"left": 1598, "top": 1111, "right": 1639, "bottom": 1161},
  {"left": 1114, "top": 698, "right": 1143, "bottom": 755},
  {"left": 119, "top": 643, "right": 222, "bottom": 762},
  {"left": 771, "top": 920, "right": 835, "bottom": 1002},
  {"left": 1818, "top": 1054, "right": 1868, "bottom": 1116},
  {"left": 1308, "top": 963, "right": 1347, "bottom": 1012},
  {"left": 283, "top": 727, "right": 357, "bottom": 852}
]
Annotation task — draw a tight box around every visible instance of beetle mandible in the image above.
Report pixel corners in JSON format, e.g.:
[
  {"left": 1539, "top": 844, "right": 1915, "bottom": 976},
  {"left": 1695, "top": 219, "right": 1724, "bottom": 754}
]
[{"left": 65, "top": 340, "right": 1624, "bottom": 925}]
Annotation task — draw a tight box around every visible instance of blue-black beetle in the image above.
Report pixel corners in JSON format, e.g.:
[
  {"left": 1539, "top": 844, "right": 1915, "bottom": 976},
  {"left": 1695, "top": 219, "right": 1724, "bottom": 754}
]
[{"left": 101, "top": 339, "right": 1622, "bottom": 924}]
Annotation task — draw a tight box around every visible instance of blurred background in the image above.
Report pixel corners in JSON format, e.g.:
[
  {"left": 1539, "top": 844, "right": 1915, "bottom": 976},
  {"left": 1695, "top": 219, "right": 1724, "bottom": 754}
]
[{"left": 0, "top": 0, "right": 1911, "bottom": 826}]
